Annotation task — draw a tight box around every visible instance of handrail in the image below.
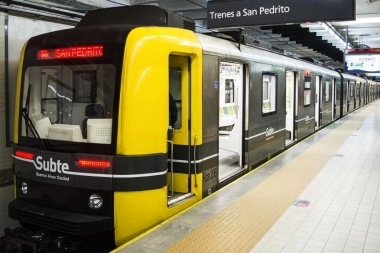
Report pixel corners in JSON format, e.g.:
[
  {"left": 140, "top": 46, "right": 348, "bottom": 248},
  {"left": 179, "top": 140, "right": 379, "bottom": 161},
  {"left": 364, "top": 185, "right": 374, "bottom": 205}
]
[
  {"left": 167, "top": 140, "right": 174, "bottom": 197},
  {"left": 193, "top": 135, "right": 198, "bottom": 188}
]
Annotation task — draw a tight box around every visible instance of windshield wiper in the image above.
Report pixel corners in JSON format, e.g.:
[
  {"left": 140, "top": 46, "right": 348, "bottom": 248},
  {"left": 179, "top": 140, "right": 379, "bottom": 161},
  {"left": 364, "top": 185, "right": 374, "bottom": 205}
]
[{"left": 21, "top": 84, "right": 51, "bottom": 151}]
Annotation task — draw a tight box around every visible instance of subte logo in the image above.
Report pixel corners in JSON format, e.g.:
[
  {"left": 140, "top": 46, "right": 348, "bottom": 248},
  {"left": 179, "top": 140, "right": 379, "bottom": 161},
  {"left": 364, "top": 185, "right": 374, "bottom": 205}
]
[
  {"left": 35, "top": 156, "right": 69, "bottom": 174},
  {"left": 265, "top": 127, "right": 275, "bottom": 137}
]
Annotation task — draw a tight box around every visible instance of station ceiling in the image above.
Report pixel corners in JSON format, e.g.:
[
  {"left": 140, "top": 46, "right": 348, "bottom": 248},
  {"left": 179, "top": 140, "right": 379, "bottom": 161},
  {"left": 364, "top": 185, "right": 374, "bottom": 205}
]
[
  {"left": 2, "top": 0, "right": 380, "bottom": 70},
  {"left": 131, "top": 0, "right": 380, "bottom": 69}
]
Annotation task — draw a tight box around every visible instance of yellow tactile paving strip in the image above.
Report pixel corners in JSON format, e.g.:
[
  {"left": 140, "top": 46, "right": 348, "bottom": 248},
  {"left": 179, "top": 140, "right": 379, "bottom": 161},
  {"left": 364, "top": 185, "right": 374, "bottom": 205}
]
[{"left": 165, "top": 104, "right": 377, "bottom": 253}]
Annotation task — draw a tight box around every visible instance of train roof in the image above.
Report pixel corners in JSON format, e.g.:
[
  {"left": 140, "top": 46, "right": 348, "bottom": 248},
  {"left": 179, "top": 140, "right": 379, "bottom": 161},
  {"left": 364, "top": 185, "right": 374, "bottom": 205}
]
[{"left": 196, "top": 33, "right": 341, "bottom": 77}]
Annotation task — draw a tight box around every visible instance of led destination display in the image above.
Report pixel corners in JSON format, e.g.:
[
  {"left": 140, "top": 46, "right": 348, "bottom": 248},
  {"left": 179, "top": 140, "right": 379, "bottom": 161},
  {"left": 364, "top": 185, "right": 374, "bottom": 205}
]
[
  {"left": 207, "top": 0, "right": 355, "bottom": 29},
  {"left": 37, "top": 45, "right": 103, "bottom": 60}
]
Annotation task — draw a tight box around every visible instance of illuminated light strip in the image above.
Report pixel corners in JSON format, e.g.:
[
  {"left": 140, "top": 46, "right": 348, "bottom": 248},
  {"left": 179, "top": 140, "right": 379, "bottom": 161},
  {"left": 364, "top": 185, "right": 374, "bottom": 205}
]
[
  {"left": 245, "top": 128, "right": 285, "bottom": 141},
  {"left": 169, "top": 154, "right": 218, "bottom": 164},
  {"left": 15, "top": 150, "right": 34, "bottom": 160},
  {"left": 13, "top": 155, "right": 167, "bottom": 178},
  {"left": 78, "top": 160, "right": 111, "bottom": 168}
]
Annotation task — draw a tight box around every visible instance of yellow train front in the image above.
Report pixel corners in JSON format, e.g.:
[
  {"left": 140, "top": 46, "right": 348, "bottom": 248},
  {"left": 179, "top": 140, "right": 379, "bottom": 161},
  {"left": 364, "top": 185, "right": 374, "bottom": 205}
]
[{"left": 8, "top": 6, "right": 214, "bottom": 251}]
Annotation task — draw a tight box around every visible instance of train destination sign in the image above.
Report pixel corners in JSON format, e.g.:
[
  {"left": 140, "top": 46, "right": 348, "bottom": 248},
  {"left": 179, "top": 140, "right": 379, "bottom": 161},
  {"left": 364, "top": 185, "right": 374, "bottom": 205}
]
[
  {"left": 37, "top": 45, "right": 103, "bottom": 60},
  {"left": 207, "top": 0, "right": 355, "bottom": 29}
]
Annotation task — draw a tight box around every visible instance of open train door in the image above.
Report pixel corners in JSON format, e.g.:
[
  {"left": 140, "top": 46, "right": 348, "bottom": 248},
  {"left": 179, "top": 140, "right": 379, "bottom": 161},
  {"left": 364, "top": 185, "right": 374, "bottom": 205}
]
[
  {"left": 285, "top": 71, "right": 297, "bottom": 146},
  {"left": 218, "top": 62, "right": 245, "bottom": 184}
]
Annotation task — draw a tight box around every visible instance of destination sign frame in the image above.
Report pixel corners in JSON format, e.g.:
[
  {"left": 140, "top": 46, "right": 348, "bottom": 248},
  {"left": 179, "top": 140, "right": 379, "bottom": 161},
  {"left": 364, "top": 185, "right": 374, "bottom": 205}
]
[{"left": 207, "top": 0, "right": 355, "bottom": 29}]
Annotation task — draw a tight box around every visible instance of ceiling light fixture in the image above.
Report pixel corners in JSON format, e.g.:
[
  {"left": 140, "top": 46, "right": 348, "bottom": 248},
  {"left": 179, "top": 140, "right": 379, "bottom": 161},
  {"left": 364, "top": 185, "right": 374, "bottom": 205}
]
[{"left": 319, "top": 22, "right": 353, "bottom": 49}]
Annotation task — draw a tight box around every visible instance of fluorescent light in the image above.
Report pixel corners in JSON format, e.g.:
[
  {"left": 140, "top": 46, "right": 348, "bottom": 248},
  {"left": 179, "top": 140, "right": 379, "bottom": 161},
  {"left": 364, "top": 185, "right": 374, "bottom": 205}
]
[
  {"left": 319, "top": 22, "right": 352, "bottom": 49},
  {"left": 333, "top": 16, "right": 380, "bottom": 26}
]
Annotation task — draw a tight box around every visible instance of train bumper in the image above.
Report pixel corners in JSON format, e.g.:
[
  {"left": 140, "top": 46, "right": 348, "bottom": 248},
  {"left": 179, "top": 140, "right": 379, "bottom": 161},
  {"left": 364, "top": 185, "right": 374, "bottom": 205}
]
[{"left": 8, "top": 199, "right": 114, "bottom": 235}]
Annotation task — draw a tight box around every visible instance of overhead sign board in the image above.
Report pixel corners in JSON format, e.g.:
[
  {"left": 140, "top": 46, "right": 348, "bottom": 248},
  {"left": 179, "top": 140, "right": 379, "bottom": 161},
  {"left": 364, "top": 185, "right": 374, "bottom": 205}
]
[
  {"left": 207, "top": 0, "right": 355, "bottom": 29},
  {"left": 345, "top": 49, "right": 380, "bottom": 73}
]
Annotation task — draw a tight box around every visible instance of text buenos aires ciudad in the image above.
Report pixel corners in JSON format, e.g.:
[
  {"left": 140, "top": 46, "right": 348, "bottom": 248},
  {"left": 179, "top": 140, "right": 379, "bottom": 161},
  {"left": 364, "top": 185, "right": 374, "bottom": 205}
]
[
  {"left": 209, "top": 5, "right": 290, "bottom": 19},
  {"left": 35, "top": 156, "right": 70, "bottom": 181}
]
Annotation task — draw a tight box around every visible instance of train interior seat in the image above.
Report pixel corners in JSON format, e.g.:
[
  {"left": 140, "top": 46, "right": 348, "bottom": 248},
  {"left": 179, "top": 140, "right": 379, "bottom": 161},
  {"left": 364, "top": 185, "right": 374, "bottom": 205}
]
[
  {"left": 86, "top": 119, "right": 112, "bottom": 144},
  {"left": 47, "top": 124, "right": 83, "bottom": 142},
  {"left": 31, "top": 114, "right": 51, "bottom": 139}
]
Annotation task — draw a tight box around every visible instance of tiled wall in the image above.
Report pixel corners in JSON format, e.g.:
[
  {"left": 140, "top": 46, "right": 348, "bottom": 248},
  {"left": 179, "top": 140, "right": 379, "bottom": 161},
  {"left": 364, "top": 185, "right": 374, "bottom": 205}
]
[{"left": 0, "top": 185, "right": 19, "bottom": 237}]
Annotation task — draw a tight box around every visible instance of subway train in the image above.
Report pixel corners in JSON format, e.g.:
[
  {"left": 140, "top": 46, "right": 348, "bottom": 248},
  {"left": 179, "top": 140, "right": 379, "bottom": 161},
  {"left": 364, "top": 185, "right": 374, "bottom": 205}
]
[{"left": 6, "top": 5, "right": 379, "bottom": 252}]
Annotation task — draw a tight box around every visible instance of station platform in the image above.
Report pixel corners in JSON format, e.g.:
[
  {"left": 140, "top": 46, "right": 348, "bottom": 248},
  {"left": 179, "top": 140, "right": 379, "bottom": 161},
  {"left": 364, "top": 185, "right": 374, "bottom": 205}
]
[{"left": 114, "top": 100, "right": 380, "bottom": 253}]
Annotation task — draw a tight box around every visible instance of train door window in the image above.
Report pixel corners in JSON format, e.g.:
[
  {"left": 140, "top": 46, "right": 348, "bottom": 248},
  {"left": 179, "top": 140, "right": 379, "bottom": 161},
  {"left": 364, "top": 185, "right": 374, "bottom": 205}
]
[
  {"left": 325, "top": 80, "right": 330, "bottom": 102},
  {"left": 262, "top": 73, "right": 277, "bottom": 114},
  {"left": 304, "top": 90, "right": 311, "bottom": 106},
  {"left": 169, "top": 66, "right": 182, "bottom": 129},
  {"left": 361, "top": 83, "right": 364, "bottom": 97},
  {"left": 350, "top": 81, "right": 355, "bottom": 97},
  {"left": 356, "top": 84, "right": 360, "bottom": 97},
  {"left": 225, "top": 79, "right": 234, "bottom": 103},
  {"left": 304, "top": 76, "right": 311, "bottom": 106}
]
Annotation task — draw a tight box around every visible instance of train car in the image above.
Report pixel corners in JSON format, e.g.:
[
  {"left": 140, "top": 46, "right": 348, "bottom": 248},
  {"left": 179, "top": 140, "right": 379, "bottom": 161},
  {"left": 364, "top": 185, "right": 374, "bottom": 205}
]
[
  {"left": 6, "top": 5, "right": 378, "bottom": 252},
  {"left": 340, "top": 73, "right": 366, "bottom": 115}
]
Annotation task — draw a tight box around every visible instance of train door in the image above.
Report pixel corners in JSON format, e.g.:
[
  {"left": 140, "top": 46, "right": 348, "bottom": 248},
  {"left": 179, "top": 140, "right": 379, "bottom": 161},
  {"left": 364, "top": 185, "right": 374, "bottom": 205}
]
[
  {"left": 346, "top": 81, "right": 349, "bottom": 112},
  {"left": 355, "top": 83, "right": 359, "bottom": 109},
  {"left": 315, "top": 75, "right": 321, "bottom": 129},
  {"left": 167, "top": 55, "right": 196, "bottom": 206},
  {"left": 218, "top": 62, "right": 245, "bottom": 182},
  {"left": 332, "top": 79, "right": 336, "bottom": 121},
  {"left": 285, "top": 71, "right": 296, "bottom": 146},
  {"left": 349, "top": 81, "right": 355, "bottom": 112}
]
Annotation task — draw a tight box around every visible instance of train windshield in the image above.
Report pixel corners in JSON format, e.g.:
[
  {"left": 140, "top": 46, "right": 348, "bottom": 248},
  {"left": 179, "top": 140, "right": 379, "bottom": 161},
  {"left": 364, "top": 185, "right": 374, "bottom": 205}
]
[{"left": 20, "top": 63, "right": 116, "bottom": 145}]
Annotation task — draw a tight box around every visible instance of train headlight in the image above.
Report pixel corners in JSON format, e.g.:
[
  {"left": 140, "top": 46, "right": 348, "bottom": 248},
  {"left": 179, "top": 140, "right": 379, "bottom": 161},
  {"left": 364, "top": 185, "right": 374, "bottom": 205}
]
[
  {"left": 88, "top": 194, "right": 103, "bottom": 209},
  {"left": 21, "top": 181, "right": 28, "bottom": 194}
]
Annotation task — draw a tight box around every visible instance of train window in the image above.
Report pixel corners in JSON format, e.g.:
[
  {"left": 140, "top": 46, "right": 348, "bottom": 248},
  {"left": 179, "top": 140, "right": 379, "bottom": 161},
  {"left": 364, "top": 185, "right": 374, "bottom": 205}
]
[
  {"left": 73, "top": 71, "right": 97, "bottom": 103},
  {"left": 169, "top": 66, "right": 182, "bottom": 129},
  {"left": 304, "top": 90, "right": 311, "bottom": 106},
  {"left": 325, "top": 80, "right": 330, "bottom": 102},
  {"left": 41, "top": 68, "right": 60, "bottom": 123},
  {"left": 304, "top": 76, "right": 311, "bottom": 106},
  {"left": 262, "top": 73, "right": 277, "bottom": 114},
  {"left": 350, "top": 81, "right": 355, "bottom": 97},
  {"left": 21, "top": 64, "right": 116, "bottom": 144},
  {"left": 225, "top": 79, "right": 234, "bottom": 103}
]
